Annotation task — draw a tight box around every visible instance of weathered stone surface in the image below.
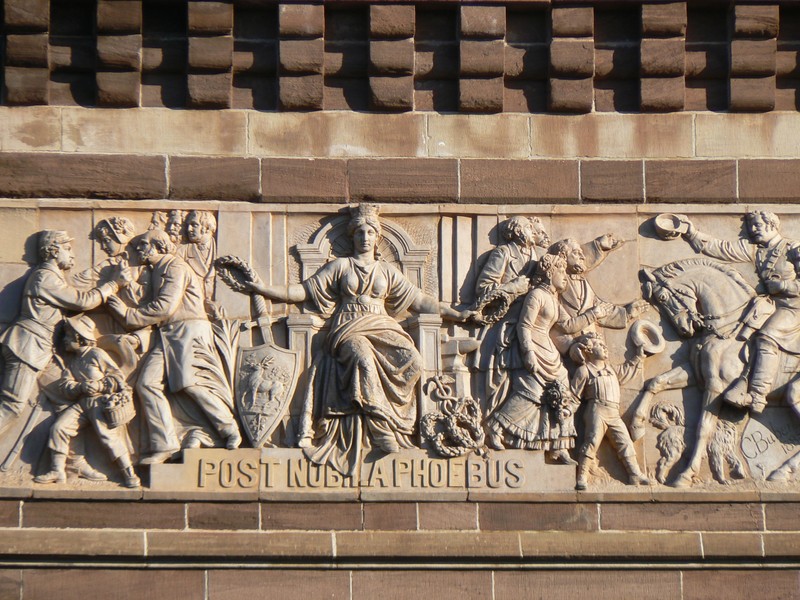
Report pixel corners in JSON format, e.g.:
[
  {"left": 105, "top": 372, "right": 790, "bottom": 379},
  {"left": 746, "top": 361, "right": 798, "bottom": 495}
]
[
  {"left": 279, "top": 4, "right": 324, "bottom": 38},
  {"left": 188, "top": 502, "right": 259, "bottom": 530},
  {"left": 97, "top": 0, "right": 142, "bottom": 34},
  {"left": 642, "top": 2, "right": 687, "bottom": 37},
  {"left": 460, "top": 6, "right": 505, "bottom": 39},
  {"left": 519, "top": 531, "right": 701, "bottom": 558},
  {"left": 262, "top": 158, "right": 347, "bottom": 202},
  {"left": 601, "top": 503, "right": 764, "bottom": 531},
  {"left": 739, "top": 159, "right": 800, "bottom": 201},
  {"left": 581, "top": 160, "right": 644, "bottom": 202},
  {"left": 460, "top": 159, "right": 579, "bottom": 202},
  {"left": 428, "top": 114, "right": 530, "bottom": 158},
  {"left": 188, "top": 1, "right": 233, "bottom": 35},
  {"left": 23, "top": 569, "right": 204, "bottom": 600},
  {"left": 262, "top": 502, "right": 362, "bottom": 530},
  {"left": 495, "top": 571, "right": 682, "bottom": 600},
  {"left": 23, "top": 501, "right": 184, "bottom": 529},
  {"left": 370, "top": 5, "right": 415, "bottom": 39},
  {"left": 353, "top": 571, "right": 492, "bottom": 600},
  {"left": 146, "top": 530, "right": 332, "bottom": 557},
  {"left": 170, "top": 156, "right": 260, "bottom": 201},
  {"left": 0, "top": 153, "right": 166, "bottom": 198},
  {"left": 349, "top": 159, "right": 457, "bottom": 202},
  {"left": 417, "top": 502, "right": 477, "bottom": 530},
  {"left": 209, "top": 570, "right": 351, "bottom": 600},
  {"left": 363, "top": 502, "right": 417, "bottom": 530},
  {"left": 481, "top": 503, "right": 597, "bottom": 532},
  {"left": 62, "top": 108, "right": 247, "bottom": 155},
  {"left": 5, "top": 34, "right": 49, "bottom": 68},
  {"left": 551, "top": 7, "right": 593, "bottom": 37},
  {"left": 645, "top": 160, "right": 736, "bottom": 202},
  {"left": 683, "top": 570, "right": 799, "bottom": 600}
]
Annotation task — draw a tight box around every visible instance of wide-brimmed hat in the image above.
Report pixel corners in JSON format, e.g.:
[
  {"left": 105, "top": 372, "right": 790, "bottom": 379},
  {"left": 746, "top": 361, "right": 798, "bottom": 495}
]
[
  {"left": 653, "top": 213, "right": 690, "bottom": 240},
  {"left": 64, "top": 314, "right": 97, "bottom": 342},
  {"left": 629, "top": 319, "right": 666, "bottom": 355}
]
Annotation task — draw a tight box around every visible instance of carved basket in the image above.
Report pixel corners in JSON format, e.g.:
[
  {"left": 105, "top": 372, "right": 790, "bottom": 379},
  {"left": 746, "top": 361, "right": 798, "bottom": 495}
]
[{"left": 102, "top": 389, "right": 135, "bottom": 429}]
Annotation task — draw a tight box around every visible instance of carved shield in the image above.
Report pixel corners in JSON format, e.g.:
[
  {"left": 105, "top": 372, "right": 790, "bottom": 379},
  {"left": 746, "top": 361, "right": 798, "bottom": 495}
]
[{"left": 234, "top": 342, "right": 301, "bottom": 448}]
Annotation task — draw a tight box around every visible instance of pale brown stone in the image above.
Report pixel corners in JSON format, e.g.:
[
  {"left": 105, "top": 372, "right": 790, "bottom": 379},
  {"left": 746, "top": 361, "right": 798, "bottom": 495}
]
[
  {"left": 428, "top": 114, "right": 529, "bottom": 158},
  {"left": 730, "top": 77, "right": 776, "bottom": 112},
  {"left": 0, "top": 502, "right": 19, "bottom": 527},
  {"left": 459, "top": 77, "right": 504, "bottom": 113},
  {"left": 279, "top": 75, "right": 324, "bottom": 110},
  {"left": 460, "top": 40, "right": 505, "bottom": 76},
  {"left": 0, "top": 107, "right": 61, "bottom": 151},
  {"left": 548, "top": 77, "right": 593, "bottom": 113},
  {"left": 764, "top": 502, "right": 800, "bottom": 530},
  {"left": 645, "top": 159, "right": 736, "bottom": 202},
  {"left": 249, "top": 113, "right": 425, "bottom": 158},
  {"left": 62, "top": 108, "right": 247, "bottom": 155},
  {"left": 5, "top": 0, "right": 48, "bottom": 31},
  {"left": 370, "top": 76, "right": 414, "bottom": 111},
  {"left": 96, "top": 71, "right": 140, "bottom": 108},
  {"left": 279, "top": 39, "right": 324, "bottom": 74},
  {"left": 641, "top": 77, "right": 686, "bottom": 112},
  {"left": 763, "top": 533, "right": 800, "bottom": 558},
  {"left": 4, "top": 67, "right": 49, "bottom": 105},
  {"left": 531, "top": 114, "right": 694, "bottom": 158},
  {"left": 696, "top": 113, "right": 800, "bottom": 158}
]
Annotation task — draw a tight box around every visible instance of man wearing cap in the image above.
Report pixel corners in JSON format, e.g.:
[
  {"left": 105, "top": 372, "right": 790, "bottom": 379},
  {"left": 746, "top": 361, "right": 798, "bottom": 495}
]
[
  {"left": 679, "top": 211, "right": 800, "bottom": 414},
  {"left": 0, "top": 230, "right": 123, "bottom": 436},
  {"left": 106, "top": 229, "right": 241, "bottom": 464}
]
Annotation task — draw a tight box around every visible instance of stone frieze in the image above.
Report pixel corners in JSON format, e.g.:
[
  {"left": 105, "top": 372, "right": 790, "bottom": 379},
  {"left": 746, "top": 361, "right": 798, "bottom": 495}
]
[{"left": 0, "top": 201, "right": 798, "bottom": 497}]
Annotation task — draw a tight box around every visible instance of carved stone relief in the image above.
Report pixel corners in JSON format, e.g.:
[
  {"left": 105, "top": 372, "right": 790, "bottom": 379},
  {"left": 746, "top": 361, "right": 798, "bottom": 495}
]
[{"left": 0, "top": 202, "right": 799, "bottom": 494}]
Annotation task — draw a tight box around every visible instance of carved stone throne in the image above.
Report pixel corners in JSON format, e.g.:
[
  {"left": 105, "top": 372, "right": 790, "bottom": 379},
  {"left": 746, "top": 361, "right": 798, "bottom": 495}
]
[{"left": 284, "top": 215, "right": 445, "bottom": 442}]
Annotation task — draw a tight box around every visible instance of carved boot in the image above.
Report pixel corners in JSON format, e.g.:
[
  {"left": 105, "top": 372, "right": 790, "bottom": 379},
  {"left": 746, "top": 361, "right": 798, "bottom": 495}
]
[
  {"left": 548, "top": 449, "right": 578, "bottom": 466},
  {"left": 623, "top": 455, "right": 650, "bottom": 486},
  {"left": 118, "top": 456, "right": 141, "bottom": 488},
  {"left": 70, "top": 457, "right": 107, "bottom": 481},
  {"left": 746, "top": 337, "right": 779, "bottom": 415},
  {"left": 34, "top": 452, "right": 67, "bottom": 485},
  {"left": 575, "top": 456, "right": 594, "bottom": 491}
]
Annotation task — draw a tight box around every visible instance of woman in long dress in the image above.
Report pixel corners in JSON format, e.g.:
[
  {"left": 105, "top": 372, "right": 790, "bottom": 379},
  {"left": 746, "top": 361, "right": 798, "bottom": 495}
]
[
  {"left": 245, "top": 205, "right": 472, "bottom": 475},
  {"left": 485, "top": 253, "right": 581, "bottom": 463}
]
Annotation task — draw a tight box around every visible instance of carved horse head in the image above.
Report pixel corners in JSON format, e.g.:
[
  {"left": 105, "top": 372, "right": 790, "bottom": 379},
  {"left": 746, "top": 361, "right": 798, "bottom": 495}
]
[{"left": 641, "top": 258, "right": 756, "bottom": 339}]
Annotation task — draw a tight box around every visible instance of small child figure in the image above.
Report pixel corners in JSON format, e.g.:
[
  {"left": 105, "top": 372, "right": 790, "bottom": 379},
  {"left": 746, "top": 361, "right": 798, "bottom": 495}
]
[
  {"left": 570, "top": 332, "right": 650, "bottom": 491},
  {"left": 35, "top": 314, "right": 140, "bottom": 488}
]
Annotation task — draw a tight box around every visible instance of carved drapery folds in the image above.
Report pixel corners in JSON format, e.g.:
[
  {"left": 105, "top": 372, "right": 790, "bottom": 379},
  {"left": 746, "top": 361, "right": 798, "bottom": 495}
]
[{"left": 0, "top": 203, "right": 798, "bottom": 494}]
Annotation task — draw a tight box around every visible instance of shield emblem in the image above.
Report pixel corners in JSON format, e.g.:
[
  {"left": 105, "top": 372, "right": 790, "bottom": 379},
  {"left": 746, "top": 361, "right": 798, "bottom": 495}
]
[{"left": 235, "top": 342, "right": 300, "bottom": 448}]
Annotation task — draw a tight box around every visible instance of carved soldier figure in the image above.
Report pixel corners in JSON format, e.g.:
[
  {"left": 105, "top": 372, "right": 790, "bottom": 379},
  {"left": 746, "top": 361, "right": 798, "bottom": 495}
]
[
  {"left": 177, "top": 210, "right": 217, "bottom": 301},
  {"left": 570, "top": 333, "right": 649, "bottom": 490},
  {"left": 35, "top": 315, "right": 140, "bottom": 488},
  {"left": 106, "top": 229, "right": 241, "bottom": 464},
  {"left": 549, "top": 237, "right": 649, "bottom": 354},
  {"left": 680, "top": 211, "right": 800, "bottom": 413},
  {"left": 0, "top": 231, "right": 123, "bottom": 437}
]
